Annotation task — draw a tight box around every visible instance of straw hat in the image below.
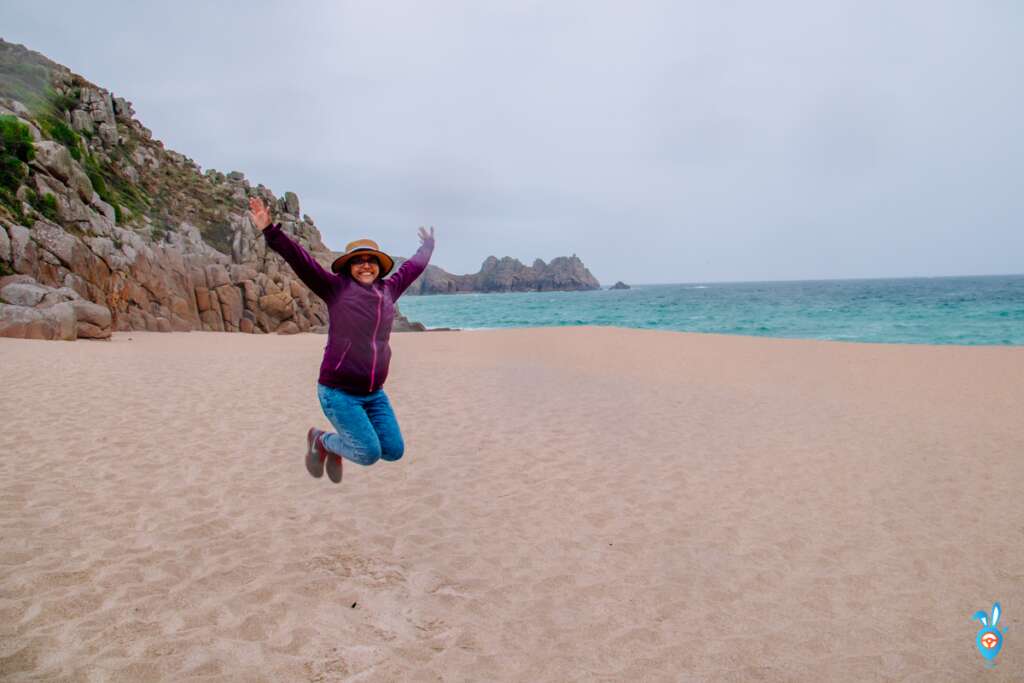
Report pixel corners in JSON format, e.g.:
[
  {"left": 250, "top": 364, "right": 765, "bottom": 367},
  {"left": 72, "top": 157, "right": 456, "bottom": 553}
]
[{"left": 331, "top": 239, "right": 395, "bottom": 277}]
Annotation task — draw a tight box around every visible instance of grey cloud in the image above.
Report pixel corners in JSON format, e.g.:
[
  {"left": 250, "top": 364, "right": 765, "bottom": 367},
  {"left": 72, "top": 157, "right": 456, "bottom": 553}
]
[{"left": 1, "top": 0, "right": 1021, "bottom": 283}]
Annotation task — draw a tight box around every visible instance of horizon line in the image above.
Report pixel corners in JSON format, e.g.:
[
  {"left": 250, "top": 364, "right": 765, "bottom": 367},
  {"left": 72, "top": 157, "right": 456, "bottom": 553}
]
[{"left": 620, "top": 272, "right": 1024, "bottom": 287}]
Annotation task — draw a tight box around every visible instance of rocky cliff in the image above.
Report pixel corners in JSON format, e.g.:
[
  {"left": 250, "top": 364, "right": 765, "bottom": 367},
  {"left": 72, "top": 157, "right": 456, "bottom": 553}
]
[
  {"left": 395, "top": 254, "right": 600, "bottom": 295},
  {"left": 0, "top": 39, "right": 423, "bottom": 339},
  {"left": 0, "top": 39, "right": 603, "bottom": 341}
]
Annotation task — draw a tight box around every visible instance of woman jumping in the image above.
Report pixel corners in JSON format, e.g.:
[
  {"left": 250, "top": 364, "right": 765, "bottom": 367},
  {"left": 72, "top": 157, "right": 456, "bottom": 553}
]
[{"left": 248, "top": 197, "right": 435, "bottom": 483}]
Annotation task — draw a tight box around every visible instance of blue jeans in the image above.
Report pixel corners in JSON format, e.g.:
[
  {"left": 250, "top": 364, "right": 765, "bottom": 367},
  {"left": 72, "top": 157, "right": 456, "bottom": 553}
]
[{"left": 316, "top": 383, "right": 405, "bottom": 466}]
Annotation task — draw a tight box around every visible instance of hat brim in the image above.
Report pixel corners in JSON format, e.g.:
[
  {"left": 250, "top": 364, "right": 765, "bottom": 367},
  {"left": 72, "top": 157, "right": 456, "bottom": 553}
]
[{"left": 331, "top": 248, "right": 395, "bottom": 277}]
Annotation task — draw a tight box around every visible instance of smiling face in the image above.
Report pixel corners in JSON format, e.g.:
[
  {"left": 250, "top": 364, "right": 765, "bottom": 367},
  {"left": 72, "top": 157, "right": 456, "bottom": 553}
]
[{"left": 349, "top": 254, "right": 381, "bottom": 285}]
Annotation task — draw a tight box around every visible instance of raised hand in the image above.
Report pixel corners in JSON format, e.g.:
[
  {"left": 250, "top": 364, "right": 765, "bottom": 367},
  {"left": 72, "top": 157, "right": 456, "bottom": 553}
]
[
  {"left": 418, "top": 225, "right": 435, "bottom": 245},
  {"left": 248, "top": 197, "right": 273, "bottom": 231}
]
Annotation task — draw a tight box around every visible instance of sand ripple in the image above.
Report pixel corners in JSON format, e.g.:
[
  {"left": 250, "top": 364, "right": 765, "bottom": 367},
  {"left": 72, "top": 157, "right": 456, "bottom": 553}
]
[{"left": 1, "top": 328, "right": 1022, "bottom": 680}]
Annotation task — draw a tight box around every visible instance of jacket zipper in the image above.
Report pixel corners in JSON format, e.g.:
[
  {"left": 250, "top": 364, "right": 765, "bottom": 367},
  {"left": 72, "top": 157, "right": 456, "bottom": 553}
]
[{"left": 369, "top": 287, "right": 383, "bottom": 391}]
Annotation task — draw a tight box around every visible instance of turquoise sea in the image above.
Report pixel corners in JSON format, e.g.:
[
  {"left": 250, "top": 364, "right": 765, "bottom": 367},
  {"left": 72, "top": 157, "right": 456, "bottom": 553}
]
[{"left": 398, "top": 274, "right": 1024, "bottom": 345}]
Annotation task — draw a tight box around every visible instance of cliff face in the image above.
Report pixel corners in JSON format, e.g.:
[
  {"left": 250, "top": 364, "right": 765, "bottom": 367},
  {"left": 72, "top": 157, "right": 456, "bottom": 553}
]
[
  {"left": 0, "top": 39, "right": 421, "bottom": 339},
  {"left": 395, "top": 254, "right": 600, "bottom": 295},
  {"left": 0, "top": 40, "right": 601, "bottom": 341}
]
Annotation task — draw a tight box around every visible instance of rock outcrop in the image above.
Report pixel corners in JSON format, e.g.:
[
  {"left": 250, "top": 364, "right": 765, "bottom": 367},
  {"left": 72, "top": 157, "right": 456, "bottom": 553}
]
[
  {"left": 0, "top": 274, "right": 111, "bottom": 339},
  {"left": 0, "top": 39, "right": 426, "bottom": 340},
  {"left": 609, "top": 281, "right": 630, "bottom": 290},
  {"left": 396, "top": 254, "right": 600, "bottom": 295}
]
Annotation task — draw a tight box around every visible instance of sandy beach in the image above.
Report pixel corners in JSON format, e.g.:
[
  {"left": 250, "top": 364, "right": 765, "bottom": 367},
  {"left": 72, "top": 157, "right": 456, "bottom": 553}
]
[{"left": 1, "top": 327, "right": 1022, "bottom": 681}]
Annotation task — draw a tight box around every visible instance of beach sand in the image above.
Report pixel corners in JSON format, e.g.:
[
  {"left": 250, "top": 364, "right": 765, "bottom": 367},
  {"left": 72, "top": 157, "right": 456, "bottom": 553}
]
[{"left": 1, "top": 327, "right": 1022, "bottom": 681}]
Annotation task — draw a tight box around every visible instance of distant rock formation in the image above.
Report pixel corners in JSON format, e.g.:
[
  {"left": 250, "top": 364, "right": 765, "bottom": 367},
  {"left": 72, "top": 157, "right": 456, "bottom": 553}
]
[
  {"left": 392, "top": 253, "right": 601, "bottom": 295},
  {"left": 610, "top": 281, "right": 630, "bottom": 290},
  {"left": 0, "top": 39, "right": 428, "bottom": 339}
]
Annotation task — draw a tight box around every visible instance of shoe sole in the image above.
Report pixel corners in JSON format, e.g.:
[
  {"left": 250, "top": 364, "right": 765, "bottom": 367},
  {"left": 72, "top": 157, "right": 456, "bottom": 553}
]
[
  {"left": 325, "top": 453, "right": 343, "bottom": 484},
  {"left": 306, "top": 428, "right": 325, "bottom": 478}
]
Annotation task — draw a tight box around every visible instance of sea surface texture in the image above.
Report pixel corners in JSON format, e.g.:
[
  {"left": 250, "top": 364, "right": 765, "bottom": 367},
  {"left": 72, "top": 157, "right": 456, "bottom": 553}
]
[{"left": 398, "top": 274, "right": 1024, "bottom": 345}]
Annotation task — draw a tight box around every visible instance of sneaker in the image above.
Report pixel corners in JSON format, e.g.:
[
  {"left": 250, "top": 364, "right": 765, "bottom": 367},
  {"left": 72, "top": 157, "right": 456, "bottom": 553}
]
[
  {"left": 306, "top": 427, "right": 326, "bottom": 478},
  {"left": 324, "top": 441, "right": 343, "bottom": 484}
]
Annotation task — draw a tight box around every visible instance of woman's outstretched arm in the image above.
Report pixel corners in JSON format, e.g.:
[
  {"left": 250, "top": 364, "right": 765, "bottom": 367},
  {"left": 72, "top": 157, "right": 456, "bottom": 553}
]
[
  {"left": 386, "top": 226, "right": 435, "bottom": 301},
  {"left": 249, "top": 197, "right": 337, "bottom": 302}
]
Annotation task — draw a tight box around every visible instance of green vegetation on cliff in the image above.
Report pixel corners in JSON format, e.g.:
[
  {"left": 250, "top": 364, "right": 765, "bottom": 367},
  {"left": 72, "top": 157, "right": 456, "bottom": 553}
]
[
  {"left": 40, "top": 117, "right": 82, "bottom": 160},
  {"left": 0, "top": 40, "right": 230, "bottom": 252},
  {"left": 24, "top": 188, "right": 58, "bottom": 222},
  {"left": 0, "top": 114, "right": 34, "bottom": 221},
  {"left": 0, "top": 47, "right": 50, "bottom": 112}
]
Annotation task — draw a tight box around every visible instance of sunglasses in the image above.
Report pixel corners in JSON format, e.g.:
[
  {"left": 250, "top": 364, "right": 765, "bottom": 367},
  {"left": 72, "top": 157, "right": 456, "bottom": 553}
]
[{"left": 350, "top": 255, "right": 379, "bottom": 266}]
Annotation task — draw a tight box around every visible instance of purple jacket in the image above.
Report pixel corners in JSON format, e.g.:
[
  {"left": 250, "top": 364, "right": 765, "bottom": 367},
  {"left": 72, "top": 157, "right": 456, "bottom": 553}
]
[{"left": 263, "top": 223, "right": 434, "bottom": 395}]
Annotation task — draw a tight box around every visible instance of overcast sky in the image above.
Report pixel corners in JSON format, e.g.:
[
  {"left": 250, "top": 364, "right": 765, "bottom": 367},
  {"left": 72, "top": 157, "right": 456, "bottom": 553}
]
[{"left": 2, "top": 1, "right": 1021, "bottom": 284}]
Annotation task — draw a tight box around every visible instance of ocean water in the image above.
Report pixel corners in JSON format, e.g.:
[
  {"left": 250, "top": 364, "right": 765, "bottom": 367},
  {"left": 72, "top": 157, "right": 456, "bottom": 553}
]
[{"left": 397, "top": 274, "right": 1024, "bottom": 345}]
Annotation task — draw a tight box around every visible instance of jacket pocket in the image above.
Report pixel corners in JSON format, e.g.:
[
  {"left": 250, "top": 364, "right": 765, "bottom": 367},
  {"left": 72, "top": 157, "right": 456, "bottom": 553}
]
[{"left": 333, "top": 338, "right": 353, "bottom": 372}]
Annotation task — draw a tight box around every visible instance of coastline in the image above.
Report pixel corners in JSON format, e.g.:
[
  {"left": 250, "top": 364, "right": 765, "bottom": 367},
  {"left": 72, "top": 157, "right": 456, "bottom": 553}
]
[
  {"left": 396, "top": 275, "right": 1024, "bottom": 346},
  {"left": 2, "top": 327, "right": 1022, "bottom": 680}
]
